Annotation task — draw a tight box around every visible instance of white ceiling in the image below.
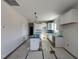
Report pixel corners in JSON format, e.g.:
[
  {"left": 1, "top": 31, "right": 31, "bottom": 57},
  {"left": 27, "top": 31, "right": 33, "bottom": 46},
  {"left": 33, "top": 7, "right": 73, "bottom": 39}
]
[{"left": 12, "top": 0, "right": 77, "bottom": 22}]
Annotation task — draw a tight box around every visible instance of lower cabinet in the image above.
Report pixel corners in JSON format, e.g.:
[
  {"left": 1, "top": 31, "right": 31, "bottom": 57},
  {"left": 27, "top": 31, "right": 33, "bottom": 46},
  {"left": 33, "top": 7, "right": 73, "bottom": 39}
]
[
  {"left": 59, "top": 9, "right": 78, "bottom": 25},
  {"left": 55, "top": 37, "right": 64, "bottom": 47}
]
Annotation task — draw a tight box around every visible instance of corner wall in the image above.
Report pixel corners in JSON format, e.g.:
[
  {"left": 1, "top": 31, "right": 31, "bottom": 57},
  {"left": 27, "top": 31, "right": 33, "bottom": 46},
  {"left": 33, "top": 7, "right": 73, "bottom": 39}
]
[{"left": 1, "top": 1, "right": 28, "bottom": 58}]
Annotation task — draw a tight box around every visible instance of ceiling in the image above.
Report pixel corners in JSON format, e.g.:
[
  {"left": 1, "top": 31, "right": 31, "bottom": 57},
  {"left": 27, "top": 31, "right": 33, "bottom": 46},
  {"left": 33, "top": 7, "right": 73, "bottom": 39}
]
[{"left": 12, "top": 0, "right": 77, "bottom": 22}]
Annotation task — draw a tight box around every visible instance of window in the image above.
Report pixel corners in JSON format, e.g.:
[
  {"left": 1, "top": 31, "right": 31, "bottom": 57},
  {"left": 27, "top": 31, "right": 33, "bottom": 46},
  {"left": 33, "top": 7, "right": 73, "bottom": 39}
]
[
  {"left": 47, "top": 22, "right": 54, "bottom": 30},
  {"left": 47, "top": 22, "right": 59, "bottom": 33}
]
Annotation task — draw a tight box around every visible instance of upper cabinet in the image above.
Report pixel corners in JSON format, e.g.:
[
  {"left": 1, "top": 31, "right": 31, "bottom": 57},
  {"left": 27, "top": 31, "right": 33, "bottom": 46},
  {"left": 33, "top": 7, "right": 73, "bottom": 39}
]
[{"left": 59, "top": 9, "right": 78, "bottom": 25}]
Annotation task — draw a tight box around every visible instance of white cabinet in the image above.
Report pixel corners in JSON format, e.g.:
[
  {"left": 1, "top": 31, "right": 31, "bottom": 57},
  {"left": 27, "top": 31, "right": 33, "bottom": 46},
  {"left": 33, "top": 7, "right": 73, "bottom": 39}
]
[
  {"left": 59, "top": 9, "right": 78, "bottom": 25},
  {"left": 30, "top": 38, "right": 40, "bottom": 50},
  {"left": 55, "top": 37, "right": 64, "bottom": 47}
]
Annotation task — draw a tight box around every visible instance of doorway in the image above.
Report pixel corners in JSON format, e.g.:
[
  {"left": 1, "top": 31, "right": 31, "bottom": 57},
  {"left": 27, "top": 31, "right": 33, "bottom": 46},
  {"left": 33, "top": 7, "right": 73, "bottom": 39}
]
[{"left": 29, "top": 23, "right": 34, "bottom": 36}]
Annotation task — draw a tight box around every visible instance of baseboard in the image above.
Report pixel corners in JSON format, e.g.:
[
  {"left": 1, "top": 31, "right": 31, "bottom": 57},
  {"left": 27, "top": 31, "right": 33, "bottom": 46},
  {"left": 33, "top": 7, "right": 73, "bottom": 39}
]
[
  {"left": 63, "top": 48, "right": 77, "bottom": 59},
  {"left": 3, "top": 39, "right": 28, "bottom": 59}
]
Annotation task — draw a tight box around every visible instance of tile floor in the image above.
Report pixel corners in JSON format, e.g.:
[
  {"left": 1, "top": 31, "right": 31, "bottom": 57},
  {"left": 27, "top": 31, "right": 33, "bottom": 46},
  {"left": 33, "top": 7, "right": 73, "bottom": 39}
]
[
  {"left": 7, "top": 38, "right": 74, "bottom": 59},
  {"left": 7, "top": 40, "right": 30, "bottom": 59},
  {"left": 42, "top": 38, "right": 74, "bottom": 59},
  {"left": 26, "top": 51, "right": 43, "bottom": 59}
]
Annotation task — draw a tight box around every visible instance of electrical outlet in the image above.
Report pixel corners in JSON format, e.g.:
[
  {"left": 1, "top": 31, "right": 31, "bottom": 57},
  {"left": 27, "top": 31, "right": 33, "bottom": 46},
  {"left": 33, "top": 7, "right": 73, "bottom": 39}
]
[
  {"left": 67, "top": 44, "right": 69, "bottom": 47},
  {"left": 2, "top": 26, "right": 5, "bottom": 28}
]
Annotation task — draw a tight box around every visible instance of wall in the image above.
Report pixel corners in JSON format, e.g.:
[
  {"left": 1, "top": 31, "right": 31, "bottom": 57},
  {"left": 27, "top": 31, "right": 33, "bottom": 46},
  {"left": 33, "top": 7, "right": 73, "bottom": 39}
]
[
  {"left": 55, "top": 5, "right": 78, "bottom": 57},
  {"left": 61, "top": 8, "right": 78, "bottom": 57},
  {"left": 62, "top": 23, "right": 78, "bottom": 57},
  {"left": 1, "top": 1, "right": 28, "bottom": 59}
]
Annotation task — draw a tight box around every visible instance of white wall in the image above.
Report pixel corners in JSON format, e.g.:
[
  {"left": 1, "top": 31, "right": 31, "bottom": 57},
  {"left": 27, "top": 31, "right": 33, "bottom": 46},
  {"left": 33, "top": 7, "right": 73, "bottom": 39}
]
[
  {"left": 1, "top": 1, "right": 28, "bottom": 59},
  {"left": 61, "top": 8, "right": 78, "bottom": 57},
  {"left": 55, "top": 6, "right": 78, "bottom": 57},
  {"left": 62, "top": 23, "right": 78, "bottom": 57}
]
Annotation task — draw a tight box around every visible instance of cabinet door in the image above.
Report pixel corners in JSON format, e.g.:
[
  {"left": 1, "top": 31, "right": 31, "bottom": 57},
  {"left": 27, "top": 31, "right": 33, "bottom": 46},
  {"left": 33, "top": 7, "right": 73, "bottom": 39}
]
[
  {"left": 59, "top": 15, "right": 65, "bottom": 25},
  {"left": 64, "top": 9, "right": 78, "bottom": 24},
  {"left": 30, "top": 38, "right": 40, "bottom": 50},
  {"left": 55, "top": 37, "right": 64, "bottom": 47},
  {"left": 59, "top": 9, "right": 78, "bottom": 25}
]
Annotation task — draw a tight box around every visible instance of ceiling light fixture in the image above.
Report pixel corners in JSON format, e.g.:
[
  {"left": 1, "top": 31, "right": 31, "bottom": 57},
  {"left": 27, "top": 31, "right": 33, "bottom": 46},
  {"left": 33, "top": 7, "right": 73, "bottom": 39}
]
[
  {"left": 34, "top": 11, "right": 40, "bottom": 24},
  {"left": 34, "top": 12, "right": 38, "bottom": 19}
]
